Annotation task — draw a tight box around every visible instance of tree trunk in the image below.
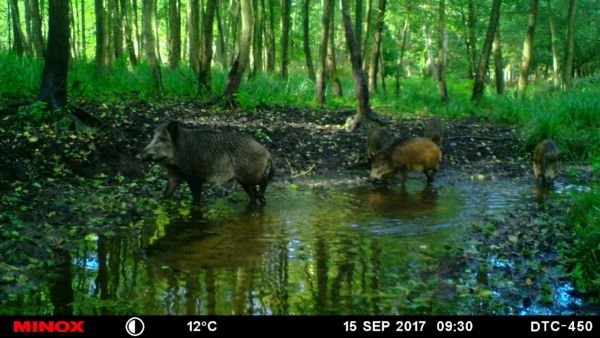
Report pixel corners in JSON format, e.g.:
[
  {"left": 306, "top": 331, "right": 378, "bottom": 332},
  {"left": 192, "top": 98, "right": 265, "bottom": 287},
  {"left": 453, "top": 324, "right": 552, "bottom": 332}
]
[
  {"left": 37, "top": 0, "right": 70, "bottom": 108},
  {"left": 361, "top": 0, "right": 373, "bottom": 72},
  {"left": 251, "top": 0, "right": 263, "bottom": 75},
  {"left": 142, "top": 0, "right": 162, "bottom": 91},
  {"left": 121, "top": 0, "right": 138, "bottom": 65},
  {"left": 471, "top": 0, "right": 501, "bottom": 102},
  {"left": 423, "top": 24, "right": 437, "bottom": 79},
  {"left": 328, "top": 2, "right": 342, "bottom": 96},
  {"left": 302, "top": 0, "right": 315, "bottom": 81},
  {"left": 188, "top": 0, "right": 200, "bottom": 73},
  {"left": 367, "top": 0, "right": 385, "bottom": 93},
  {"left": 113, "top": 0, "right": 124, "bottom": 59},
  {"left": 315, "top": 0, "right": 331, "bottom": 105},
  {"left": 265, "top": 0, "right": 275, "bottom": 72},
  {"left": 215, "top": 1, "right": 226, "bottom": 67},
  {"left": 168, "top": 0, "right": 181, "bottom": 68},
  {"left": 340, "top": 0, "right": 370, "bottom": 121},
  {"left": 27, "top": 0, "right": 45, "bottom": 57},
  {"left": 517, "top": 0, "right": 538, "bottom": 98},
  {"left": 437, "top": 0, "right": 448, "bottom": 102},
  {"left": 198, "top": 0, "right": 216, "bottom": 94},
  {"left": 224, "top": 0, "right": 251, "bottom": 100},
  {"left": 493, "top": 26, "right": 504, "bottom": 95},
  {"left": 563, "top": 0, "right": 578, "bottom": 90},
  {"left": 133, "top": 0, "right": 142, "bottom": 57},
  {"left": 229, "top": 0, "right": 240, "bottom": 66},
  {"left": 280, "top": 0, "right": 291, "bottom": 78},
  {"left": 546, "top": 0, "right": 559, "bottom": 90},
  {"left": 106, "top": 0, "right": 114, "bottom": 63},
  {"left": 466, "top": 0, "right": 477, "bottom": 79},
  {"left": 69, "top": 0, "right": 78, "bottom": 59},
  {"left": 395, "top": 18, "right": 409, "bottom": 95},
  {"left": 9, "top": 0, "right": 27, "bottom": 55},
  {"left": 354, "top": 0, "right": 362, "bottom": 49},
  {"left": 80, "top": 0, "right": 85, "bottom": 58},
  {"left": 95, "top": 0, "right": 109, "bottom": 72}
]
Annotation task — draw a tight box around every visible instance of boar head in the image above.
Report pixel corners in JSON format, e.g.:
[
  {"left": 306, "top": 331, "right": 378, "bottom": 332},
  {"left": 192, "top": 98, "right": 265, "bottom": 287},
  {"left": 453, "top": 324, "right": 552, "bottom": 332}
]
[
  {"left": 369, "top": 151, "right": 394, "bottom": 181},
  {"left": 137, "top": 121, "right": 179, "bottom": 163}
]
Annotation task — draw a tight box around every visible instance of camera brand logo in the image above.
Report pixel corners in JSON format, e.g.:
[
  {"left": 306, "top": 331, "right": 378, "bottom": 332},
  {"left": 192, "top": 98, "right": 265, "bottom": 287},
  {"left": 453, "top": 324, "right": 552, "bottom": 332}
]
[{"left": 13, "top": 321, "right": 86, "bottom": 333}]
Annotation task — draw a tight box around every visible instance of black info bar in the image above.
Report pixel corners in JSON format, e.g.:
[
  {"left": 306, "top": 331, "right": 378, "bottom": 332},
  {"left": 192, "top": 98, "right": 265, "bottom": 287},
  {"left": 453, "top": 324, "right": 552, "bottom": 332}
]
[{"left": 0, "top": 316, "right": 598, "bottom": 337}]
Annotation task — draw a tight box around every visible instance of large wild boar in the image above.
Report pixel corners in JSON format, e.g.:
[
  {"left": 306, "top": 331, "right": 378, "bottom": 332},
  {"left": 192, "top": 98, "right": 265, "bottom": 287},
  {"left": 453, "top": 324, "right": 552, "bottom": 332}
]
[
  {"left": 533, "top": 139, "right": 559, "bottom": 185},
  {"left": 369, "top": 137, "right": 441, "bottom": 184},
  {"left": 137, "top": 121, "right": 275, "bottom": 204},
  {"left": 424, "top": 116, "right": 443, "bottom": 146},
  {"left": 366, "top": 122, "right": 394, "bottom": 159}
]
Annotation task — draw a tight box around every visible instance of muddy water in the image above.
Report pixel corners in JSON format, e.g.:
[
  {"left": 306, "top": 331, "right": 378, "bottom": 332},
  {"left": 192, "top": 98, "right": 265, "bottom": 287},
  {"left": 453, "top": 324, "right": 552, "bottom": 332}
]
[{"left": 5, "top": 176, "right": 589, "bottom": 315}]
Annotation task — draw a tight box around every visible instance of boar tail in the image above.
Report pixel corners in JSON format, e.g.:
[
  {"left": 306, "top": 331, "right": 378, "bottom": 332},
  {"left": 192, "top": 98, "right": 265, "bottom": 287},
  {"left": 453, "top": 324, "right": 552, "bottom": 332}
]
[{"left": 264, "top": 157, "right": 276, "bottom": 182}]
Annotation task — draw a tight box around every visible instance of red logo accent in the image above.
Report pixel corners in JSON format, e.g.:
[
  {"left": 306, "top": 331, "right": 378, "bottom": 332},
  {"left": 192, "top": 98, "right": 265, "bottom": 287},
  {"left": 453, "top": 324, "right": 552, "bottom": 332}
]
[{"left": 13, "top": 321, "right": 85, "bottom": 333}]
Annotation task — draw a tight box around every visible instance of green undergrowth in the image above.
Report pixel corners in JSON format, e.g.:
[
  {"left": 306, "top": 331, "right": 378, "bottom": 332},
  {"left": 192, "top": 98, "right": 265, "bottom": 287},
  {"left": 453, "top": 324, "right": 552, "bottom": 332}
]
[
  {"left": 564, "top": 156, "right": 600, "bottom": 303},
  {"left": 1, "top": 52, "right": 599, "bottom": 160}
]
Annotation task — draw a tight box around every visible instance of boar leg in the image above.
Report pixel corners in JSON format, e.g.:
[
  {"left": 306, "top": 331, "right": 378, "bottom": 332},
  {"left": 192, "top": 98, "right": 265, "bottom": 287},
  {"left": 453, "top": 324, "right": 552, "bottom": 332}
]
[
  {"left": 188, "top": 181, "right": 204, "bottom": 204},
  {"left": 164, "top": 176, "right": 181, "bottom": 198},
  {"left": 257, "top": 181, "right": 269, "bottom": 204},
  {"left": 241, "top": 183, "right": 259, "bottom": 204}
]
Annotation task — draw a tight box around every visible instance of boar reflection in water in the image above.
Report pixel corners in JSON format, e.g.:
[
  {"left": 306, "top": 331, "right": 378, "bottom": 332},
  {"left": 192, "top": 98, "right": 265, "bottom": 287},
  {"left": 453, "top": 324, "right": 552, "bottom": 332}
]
[
  {"left": 146, "top": 210, "right": 267, "bottom": 270},
  {"left": 368, "top": 186, "right": 439, "bottom": 217},
  {"left": 137, "top": 121, "right": 275, "bottom": 204}
]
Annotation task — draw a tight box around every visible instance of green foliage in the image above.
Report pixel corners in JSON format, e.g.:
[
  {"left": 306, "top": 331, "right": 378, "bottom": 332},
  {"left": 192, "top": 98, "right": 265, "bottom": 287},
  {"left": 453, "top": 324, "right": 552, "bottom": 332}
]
[{"left": 565, "top": 157, "right": 600, "bottom": 302}]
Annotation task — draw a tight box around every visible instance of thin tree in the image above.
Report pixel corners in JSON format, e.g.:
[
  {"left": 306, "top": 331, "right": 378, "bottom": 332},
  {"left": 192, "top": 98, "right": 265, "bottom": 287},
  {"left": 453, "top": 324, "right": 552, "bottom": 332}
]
[
  {"left": 563, "top": 0, "right": 579, "bottom": 90},
  {"left": 215, "top": 1, "right": 227, "bottom": 67},
  {"left": 188, "top": 0, "right": 200, "bottom": 73},
  {"left": 168, "top": 0, "right": 181, "bottom": 68},
  {"left": 198, "top": 0, "right": 217, "bottom": 94},
  {"left": 252, "top": 0, "right": 264, "bottom": 74},
  {"left": 361, "top": 0, "right": 373, "bottom": 71},
  {"left": 95, "top": 0, "right": 109, "bottom": 73},
  {"left": 367, "top": 0, "right": 386, "bottom": 93},
  {"left": 142, "top": 0, "right": 162, "bottom": 91},
  {"left": 493, "top": 26, "right": 504, "bottom": 95},
  {"left": 315, "top": 0, "right": 332, "bottom": 105},
  {"left": 517, "top": 0, "right": 539, "bottom": 98},
  {"left": 395, "top": 17, "right": 409, "bottom": 95},
  {"left": 546, "top": 0, "right": 559, "bottom": 89},
  {"left": 27, "top": 0, "right": 45, "bottom": 57},
  {"left": 121, "top": 0, "right": 138, "bottom": 65},
  {"left": 471, "top": 0, "right": 501, "bottom": 102},
  {"left": 280, "top": 0, "right": 291, "bottom": 78},
  {"left": 80, "top": 0, "right": 85, "bottom": 59},
  {"left": 340, "top": 0, "right": 371, "bottom": 125},
  {"left": 265, "top": 0, "right": 275, "bottom": 72},
  {"left": 37, "top": 0, "right": 70, "bottom": 108},
  {"left": 302, "top": 0, "right": 315, "bottom": 81},
  {"left": 9, "top": 0, "right": 27, "bottom": 55},
  {"left": 466, "top": 0, "right": 477, "bottom": 79},
  {"left": 224, "top": 0, "right": 251, "bottom": 101},
  {"left": 354, "top": 0, "right": 362, "bottom": 48},
  {"left": 328, "top": 1, "right": 342, "bottom": 96},
  {"left": 437, "top": 0, "right": 448, "bottom": 102}
]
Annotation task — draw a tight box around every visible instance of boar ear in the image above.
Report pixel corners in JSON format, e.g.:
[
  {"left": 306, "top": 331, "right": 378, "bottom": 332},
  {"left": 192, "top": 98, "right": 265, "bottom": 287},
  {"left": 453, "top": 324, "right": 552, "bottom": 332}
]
[{"left": 167, "top": 120, "right": 179, "bottom": 141}]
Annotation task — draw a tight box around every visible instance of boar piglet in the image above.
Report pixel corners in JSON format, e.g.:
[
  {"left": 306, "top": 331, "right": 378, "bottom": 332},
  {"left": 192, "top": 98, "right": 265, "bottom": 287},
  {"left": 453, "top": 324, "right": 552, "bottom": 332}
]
[
  {"left": 137, "top": 121, "right": 275, "bottom": 204},
  {"left": 370, "top": 137, "right": 441, "bottom": 185}
]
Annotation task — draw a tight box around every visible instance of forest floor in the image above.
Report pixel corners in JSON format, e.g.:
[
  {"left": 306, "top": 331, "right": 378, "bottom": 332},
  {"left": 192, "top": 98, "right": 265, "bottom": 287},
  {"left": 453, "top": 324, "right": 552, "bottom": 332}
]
[{"left": 0, "top": 99, "right": 595, "bottom": 312}]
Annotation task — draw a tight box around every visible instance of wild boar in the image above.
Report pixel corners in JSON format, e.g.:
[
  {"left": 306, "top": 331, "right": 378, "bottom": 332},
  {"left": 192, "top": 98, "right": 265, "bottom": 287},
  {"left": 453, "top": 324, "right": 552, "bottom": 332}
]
[
  {"left": 533, "top": 139, "right": 559, "bottom": 185},
  {"left": 137, "top": 121, "right": 275, "bottom": 204},
  {"left": 366, "top": 122, "right": 394, "bottom": 158},
  {"left": 424, "top": 116, "right": 443, "bottom": 146},
  {"left": 369, "top": 137, "right": 441, "bottom": 184}
]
